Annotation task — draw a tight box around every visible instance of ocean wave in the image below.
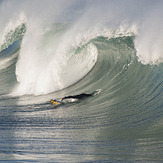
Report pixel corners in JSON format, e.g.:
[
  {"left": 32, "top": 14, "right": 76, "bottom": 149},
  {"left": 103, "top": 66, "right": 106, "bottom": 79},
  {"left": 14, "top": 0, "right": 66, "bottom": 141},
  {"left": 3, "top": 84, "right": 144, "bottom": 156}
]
[
  {"left": 0, "top": 0, "right": 162, "bottom": 105},
  {"left": 0, "top": 21, "right": 162, "bottom": 98},
  {"left": 0, "top": 1, "right": 163, "bottom": 162}
]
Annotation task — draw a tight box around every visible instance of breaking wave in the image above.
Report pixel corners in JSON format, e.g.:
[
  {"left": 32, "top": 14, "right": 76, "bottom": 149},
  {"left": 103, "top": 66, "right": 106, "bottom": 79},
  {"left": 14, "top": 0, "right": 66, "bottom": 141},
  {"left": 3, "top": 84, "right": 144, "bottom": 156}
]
[{"left": 0, "top": 1, "right": 163, "bottom": 162}]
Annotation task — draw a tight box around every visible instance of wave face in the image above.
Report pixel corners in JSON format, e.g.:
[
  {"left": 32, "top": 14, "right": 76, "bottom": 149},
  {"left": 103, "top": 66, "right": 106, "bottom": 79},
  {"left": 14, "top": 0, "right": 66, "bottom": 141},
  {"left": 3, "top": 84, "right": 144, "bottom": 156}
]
[{"left": 0, "top": 0, "right": 163, "bottom": 162}]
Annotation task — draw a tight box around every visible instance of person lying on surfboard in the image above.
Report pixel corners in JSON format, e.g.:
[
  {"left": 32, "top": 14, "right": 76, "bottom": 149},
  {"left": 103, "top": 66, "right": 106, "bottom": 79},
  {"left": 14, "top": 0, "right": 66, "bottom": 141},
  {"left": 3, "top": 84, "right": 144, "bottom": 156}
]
[
  {"left": 61, "top": 89, "right": 101, "bottom": 101},
  {"left": 50, "top": 89, "right": 101, "bottom": 105},
  {"left": 61, "top": 93, "right": 93, "bottom": 101}
]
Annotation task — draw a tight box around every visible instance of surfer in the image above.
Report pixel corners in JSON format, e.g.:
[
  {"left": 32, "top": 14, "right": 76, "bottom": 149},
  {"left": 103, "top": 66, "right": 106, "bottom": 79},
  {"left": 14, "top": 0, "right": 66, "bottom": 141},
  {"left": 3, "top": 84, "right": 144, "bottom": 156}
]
[
  {"left": 50, "top": 93, "right": 93, "bottom": 106},
  {"left": 61, "top": 89, "right": 101, "bottom": 101},
  {"left": 61, "top": 93, "right": 93, "bottom": 101},
  {"left": 50, "top": 89, "right": 101, "bottom": 105}
]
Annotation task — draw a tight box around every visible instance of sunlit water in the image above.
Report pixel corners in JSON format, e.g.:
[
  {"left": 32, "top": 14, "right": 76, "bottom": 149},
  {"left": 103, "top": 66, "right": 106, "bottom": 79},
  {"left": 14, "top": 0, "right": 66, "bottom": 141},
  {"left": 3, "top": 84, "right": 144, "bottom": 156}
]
[{"left": 0, "top": 0, "right": 163, "bottom": 162}]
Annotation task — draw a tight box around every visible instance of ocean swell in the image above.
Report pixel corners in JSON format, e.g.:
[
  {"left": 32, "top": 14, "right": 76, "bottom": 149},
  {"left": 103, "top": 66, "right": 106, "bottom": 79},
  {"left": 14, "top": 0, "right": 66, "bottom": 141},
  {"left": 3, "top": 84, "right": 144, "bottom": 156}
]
[
  {"left": 0, "top": 0, "right": 162, "bottom": 97},
  {"left": 0, "top": 1, "right": 163, "bottom": 162}
]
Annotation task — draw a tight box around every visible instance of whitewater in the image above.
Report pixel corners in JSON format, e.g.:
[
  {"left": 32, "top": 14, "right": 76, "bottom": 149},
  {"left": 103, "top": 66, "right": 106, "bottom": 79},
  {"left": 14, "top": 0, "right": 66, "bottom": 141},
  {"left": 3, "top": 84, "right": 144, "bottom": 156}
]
[{"left": 0, "top": 0, "right": 163, "bottom": 162}]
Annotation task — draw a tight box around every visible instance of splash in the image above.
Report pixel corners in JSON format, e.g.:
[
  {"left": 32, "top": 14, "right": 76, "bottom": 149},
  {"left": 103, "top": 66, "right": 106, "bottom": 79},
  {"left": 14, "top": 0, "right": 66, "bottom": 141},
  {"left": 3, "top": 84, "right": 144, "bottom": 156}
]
[
  {"left": 0, "top": 0, "right": 163, "bottom": 96},
  {"left": 134, "top": 1, "right": 163, "bottom": 64},
  {"left": 0, "top": 13, "right": 26, "bottom": 52}
]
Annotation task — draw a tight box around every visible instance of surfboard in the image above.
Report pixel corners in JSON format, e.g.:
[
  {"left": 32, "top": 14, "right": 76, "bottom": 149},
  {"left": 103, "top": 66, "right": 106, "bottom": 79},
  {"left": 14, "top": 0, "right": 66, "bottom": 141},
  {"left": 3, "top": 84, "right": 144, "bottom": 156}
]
[
  {"left": 50, "top": 89, "right": 102, "bottom": 107},
  {"left": 50, "top": 99, "right": 62, "bottom": 107}
]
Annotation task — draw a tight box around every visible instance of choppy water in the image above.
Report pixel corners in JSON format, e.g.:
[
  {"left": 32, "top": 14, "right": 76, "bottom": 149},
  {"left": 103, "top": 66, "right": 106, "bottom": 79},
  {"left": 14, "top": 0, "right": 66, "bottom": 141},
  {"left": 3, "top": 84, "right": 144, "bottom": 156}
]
[{"left": 0, "top": 0, "right": 163, "bottom": 162}]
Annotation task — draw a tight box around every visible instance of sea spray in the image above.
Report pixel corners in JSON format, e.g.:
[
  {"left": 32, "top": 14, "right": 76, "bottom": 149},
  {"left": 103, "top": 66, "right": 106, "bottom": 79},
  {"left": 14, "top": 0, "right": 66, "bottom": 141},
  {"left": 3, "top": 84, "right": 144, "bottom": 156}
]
[
  {"left": 0, "top": 2, "right": 162, "bottom": 162},
  {"left": 0, "top": 0, "right": 162, "bottom": 96}
]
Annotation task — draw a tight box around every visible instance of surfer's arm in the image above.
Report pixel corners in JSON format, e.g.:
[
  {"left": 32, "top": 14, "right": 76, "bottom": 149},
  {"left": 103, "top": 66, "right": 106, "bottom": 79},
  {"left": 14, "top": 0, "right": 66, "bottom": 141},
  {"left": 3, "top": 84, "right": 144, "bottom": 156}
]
[{"left": 61, "top": 95, "right": 77, "bottom": 101}]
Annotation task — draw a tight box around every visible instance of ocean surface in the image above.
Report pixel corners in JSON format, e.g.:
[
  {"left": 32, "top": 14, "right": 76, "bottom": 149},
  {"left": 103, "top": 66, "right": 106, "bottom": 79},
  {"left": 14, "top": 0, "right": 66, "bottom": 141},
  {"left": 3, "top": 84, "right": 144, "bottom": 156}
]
[{"left": 0, "top": 0, "right": 163, "bottom": 162}]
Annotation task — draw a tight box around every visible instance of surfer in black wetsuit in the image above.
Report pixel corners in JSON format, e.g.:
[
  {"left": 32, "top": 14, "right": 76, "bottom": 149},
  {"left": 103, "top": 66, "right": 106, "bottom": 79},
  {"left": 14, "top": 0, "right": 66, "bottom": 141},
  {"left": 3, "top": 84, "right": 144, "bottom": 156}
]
[
  {"left": 61, "top": 93, "right": 94, "bottom": 101},
  {"left": 50, "top": 89, "right": 101, "bottom": 105}
]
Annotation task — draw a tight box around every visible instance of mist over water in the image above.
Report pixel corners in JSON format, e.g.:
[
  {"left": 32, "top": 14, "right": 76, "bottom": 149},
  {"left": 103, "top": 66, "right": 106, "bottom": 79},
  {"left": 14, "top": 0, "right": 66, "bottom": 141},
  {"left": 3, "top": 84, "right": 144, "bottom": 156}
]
[
  {"left": 0, "top": 0, "right": 163, "bottom": 162},
  {"left": 1, "top": 0, "right": 162, "bottom": 95}
]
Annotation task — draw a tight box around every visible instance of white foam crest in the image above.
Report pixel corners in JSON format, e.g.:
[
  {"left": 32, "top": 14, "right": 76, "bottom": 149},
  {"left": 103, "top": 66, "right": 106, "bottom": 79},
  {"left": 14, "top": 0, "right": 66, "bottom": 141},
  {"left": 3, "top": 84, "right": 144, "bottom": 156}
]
[
  {"left": 75, "top": 0, "right": 163, "bottom": 64},
  {"left": 135, "top": 24, "right": 163, "bottom": 64},
  {"left": 58, "top": 23, "right": 137, "bottom": 54},
  {"left": 0, "top": 12, "right": 26, "bottom": 48},
  {"left": 13, "top": 22, "right": 63, "bottom": 96},
  {"left": 134, "top": 2, "right": 163, "bottom": 64}
]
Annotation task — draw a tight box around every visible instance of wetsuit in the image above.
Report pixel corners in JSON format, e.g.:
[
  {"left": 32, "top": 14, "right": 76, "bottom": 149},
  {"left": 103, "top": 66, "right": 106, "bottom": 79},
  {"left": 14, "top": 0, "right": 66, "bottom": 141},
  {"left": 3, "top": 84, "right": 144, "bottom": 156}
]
[{"left": 61, "top": 93, "right": 93, "bottom": 101}]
